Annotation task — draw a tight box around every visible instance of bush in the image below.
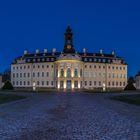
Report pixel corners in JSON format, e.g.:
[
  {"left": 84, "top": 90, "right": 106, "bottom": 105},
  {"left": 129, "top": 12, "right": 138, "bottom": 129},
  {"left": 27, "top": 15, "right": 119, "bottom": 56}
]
[
  {"left": 2, "top": 81, "right": 13, "bottom": 90},
  {"left": 124, "top": 83, "right": 136, "bottom": 91}
]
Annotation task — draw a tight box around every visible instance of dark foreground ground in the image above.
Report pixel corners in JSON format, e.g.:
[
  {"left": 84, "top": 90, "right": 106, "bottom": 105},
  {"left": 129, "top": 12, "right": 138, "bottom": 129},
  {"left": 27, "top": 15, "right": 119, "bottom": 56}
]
[{"left": 0, "top": 91, "right": 140, "bottom": 140}]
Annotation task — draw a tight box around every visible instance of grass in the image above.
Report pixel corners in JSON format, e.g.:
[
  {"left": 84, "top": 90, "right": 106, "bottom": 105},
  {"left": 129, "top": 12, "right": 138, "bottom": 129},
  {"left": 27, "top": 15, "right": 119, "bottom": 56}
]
[
  {"left": 0, "top": 94, "right": 26, "bottom": 104},
  {"left": 111, "top": 94, "right": 140, "bottom": 106}
]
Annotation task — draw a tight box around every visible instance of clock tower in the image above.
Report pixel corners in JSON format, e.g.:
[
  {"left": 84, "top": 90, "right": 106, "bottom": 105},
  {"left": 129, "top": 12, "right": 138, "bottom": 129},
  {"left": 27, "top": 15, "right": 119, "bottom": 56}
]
[{"left": 63, "top": 25, "right": 75, "bottom": 53}]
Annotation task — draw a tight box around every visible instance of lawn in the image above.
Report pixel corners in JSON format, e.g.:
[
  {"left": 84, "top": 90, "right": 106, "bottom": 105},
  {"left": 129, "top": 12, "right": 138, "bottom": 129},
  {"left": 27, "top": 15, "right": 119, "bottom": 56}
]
[
  {"left": 0, "top": 94, "right": 26, "bottom": 104},
  {"left": 111, "top": 94, "right": 140, "bottom": 106}
]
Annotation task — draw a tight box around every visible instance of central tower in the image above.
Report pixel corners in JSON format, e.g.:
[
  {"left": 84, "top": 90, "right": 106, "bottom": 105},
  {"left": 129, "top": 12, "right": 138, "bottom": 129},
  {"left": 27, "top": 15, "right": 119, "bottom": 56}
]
[{"left": 63, "top": 25, "right": 75, "bottom": 53}]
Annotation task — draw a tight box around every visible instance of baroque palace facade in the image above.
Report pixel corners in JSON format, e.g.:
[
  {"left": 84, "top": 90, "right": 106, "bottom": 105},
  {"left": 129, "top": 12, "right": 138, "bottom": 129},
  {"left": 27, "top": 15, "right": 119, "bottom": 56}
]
[{"left": 11, "top": 26, "right": 127, "bottom": 91}]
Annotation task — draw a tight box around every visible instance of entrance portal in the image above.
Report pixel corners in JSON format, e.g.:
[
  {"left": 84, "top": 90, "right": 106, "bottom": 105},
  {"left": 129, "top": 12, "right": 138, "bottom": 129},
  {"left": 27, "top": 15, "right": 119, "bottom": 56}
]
[{"left": 66, "top": 80, "right": 71, "bottom": 89}]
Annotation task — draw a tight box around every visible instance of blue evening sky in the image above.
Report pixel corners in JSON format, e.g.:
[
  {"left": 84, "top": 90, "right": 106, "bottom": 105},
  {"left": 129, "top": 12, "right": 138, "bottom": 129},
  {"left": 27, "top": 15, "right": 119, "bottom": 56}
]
[{"left": 0, "top": 0, "right": 140, "bottom": 77}]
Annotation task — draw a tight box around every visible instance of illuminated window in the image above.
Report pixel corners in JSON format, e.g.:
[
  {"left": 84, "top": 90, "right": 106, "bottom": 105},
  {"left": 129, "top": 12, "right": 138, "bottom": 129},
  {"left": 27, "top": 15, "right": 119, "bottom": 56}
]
[
  {"left": 67, "top": 68, "right": 71, "bottom": 77},
  {"left": 74, "top": 81, "right": 78, "bottom": 88},
  {"left": 74, "top": 68, "right": 78, "bottom": 77},
  {"left": 61, "top": 69, "right": 64, "bottom": 77}
]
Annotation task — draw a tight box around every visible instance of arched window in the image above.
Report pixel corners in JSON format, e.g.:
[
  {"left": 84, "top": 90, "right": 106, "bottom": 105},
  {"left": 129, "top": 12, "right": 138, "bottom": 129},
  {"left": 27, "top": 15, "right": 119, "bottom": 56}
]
[
  {"left": 80, "top": 69, "right": 82, "bottom": 77},
  {"left": 60, "top": 69, "right": 64, "bottom": 77},
  {"left": 67, "top": 68, "right": 71, "bottom": 77},
  {"left": 74, "top": 68, "right": 78, "bottom": 77}
]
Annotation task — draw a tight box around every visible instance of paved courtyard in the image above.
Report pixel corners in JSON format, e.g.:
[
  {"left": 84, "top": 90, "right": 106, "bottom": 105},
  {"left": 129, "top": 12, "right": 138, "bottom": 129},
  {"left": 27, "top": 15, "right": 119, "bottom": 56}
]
[{"left": 0, "top": 92, "right": 140, "bottom": 140}]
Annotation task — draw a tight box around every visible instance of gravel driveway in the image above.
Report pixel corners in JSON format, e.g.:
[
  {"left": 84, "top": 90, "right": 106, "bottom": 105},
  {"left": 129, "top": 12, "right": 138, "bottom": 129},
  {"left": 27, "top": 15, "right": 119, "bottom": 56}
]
[{"left": 0, "top": 92, "right": 140, "bottom": 140}]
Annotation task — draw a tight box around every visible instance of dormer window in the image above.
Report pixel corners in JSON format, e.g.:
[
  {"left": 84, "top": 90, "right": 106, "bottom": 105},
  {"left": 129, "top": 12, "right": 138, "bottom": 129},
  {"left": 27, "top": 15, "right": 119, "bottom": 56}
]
[
  {"left": 103, "top": 59, "right": 106, "bottom": 63},
  {"left": 94, "top": 58, "right": 97, "bottom": 62},
  {"left": 84, "top": 58, "right": 87, "bottom": 61},
  {"left": 27, "top": 59, "right": 30, "bottom": 62},
  {"left": 89, "top": 58, "right": 92, "bottom": 62},
  {"left": 108, "top": 59, "right": 111, "bottom": 63}
]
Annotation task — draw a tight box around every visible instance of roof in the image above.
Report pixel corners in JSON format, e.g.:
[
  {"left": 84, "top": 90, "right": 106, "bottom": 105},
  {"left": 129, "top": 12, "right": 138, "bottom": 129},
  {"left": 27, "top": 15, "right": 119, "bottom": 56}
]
[{"left": 12, "top": 51, "right": 127, "bottom": 65}]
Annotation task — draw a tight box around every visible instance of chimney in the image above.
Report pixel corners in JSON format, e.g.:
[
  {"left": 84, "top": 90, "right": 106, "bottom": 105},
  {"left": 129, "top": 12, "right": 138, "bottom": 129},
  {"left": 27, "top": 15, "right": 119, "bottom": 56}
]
[
  {"left": 36, "top": 49, "right": 39, "bottom": 54},
  {"left": 44, "top": 49, "right": 47, "bottom": 53},
  {"left": 24, "top": 50, "right": 28, "bottom": 55},
  {"left": 112, "top": 51, "right": 115, "bottom": 55},
  {"left": 83, "top": 48, "right": 87, "bottom": 55},
  {"left": 100, "top": 49, "right": 103, "bottom": 54},
  {"left": 52, "top": 48, "right": 56, "bottom": 55}
]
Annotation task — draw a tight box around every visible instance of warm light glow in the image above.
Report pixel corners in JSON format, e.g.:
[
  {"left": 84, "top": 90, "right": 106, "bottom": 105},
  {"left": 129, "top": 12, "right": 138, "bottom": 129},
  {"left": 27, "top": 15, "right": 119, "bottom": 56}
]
[
  {"left": 33, "top": 82, "right": 36, "bottom": 87},
  {"left": 78, "top": 83, "right": 80, "bottom": 88},
  {"left": 33, "top": 82, "right": 36, "bottom": 91},
  {"left": 58, "top": 84, "right": 60, "bottom": 89},
  {"left": 72, "top": 83, "right": 74, "bottom": 89},
  {"left": 103, "top": 83, "right": 106, "bottom": 91},
  {"left": 64, "top": 72, "right": 67, "bottom": 77},
  {"left": 71, "top": 71, "right": 74, "bottom": 77},
  {"left": 58, "top": 72, "right": 60, "bottom": 78},
  {"left": 64, "top": 83, "right": 66, "bottom": 89},
  {"left": 56, "top": 60, "right": 81, "bottom": 63}
]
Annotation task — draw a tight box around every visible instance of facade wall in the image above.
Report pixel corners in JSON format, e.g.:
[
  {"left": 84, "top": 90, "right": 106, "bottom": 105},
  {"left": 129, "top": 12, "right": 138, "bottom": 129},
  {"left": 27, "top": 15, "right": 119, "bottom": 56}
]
[
  {"left": 82, "top": 63, "right": 127, "bottom": 90},
  {"left": 11, "top": 60, "right": 127, "bottom": 90},
  {"left": 11, "top": 62, "right": 55, "bottom": 89},
  {"left": 55, "top": 60, "right": 84, "bottom": 89}
]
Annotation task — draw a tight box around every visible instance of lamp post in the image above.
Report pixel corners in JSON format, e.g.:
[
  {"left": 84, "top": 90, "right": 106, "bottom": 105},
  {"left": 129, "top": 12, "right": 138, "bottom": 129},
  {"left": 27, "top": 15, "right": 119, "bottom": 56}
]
[
  {"left": 33, "top": 82, "right": 36, "bottom": 91},
  {"left": 103, "top": 83, "right": 106, "bottom": 92}
]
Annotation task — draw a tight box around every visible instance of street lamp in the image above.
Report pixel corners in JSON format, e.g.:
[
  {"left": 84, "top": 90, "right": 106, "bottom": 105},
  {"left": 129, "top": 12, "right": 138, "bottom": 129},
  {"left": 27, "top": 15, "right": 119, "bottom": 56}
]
[
  {"left": 33, "top": 82, "right": 36, "bottom": 91},
  {"left": 103, "top": 83, "right": 106, "bottom": 92}
]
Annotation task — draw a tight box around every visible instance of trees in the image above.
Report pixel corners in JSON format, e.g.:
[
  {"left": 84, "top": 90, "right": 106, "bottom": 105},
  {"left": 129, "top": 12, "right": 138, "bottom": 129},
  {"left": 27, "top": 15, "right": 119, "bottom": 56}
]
[
  {"left": 2, "top": 68, "right": 11, "bottom": 83},
  {"left": 2, "top": 81, "right": 13, "bottom": 90},
  {"left": 124, "top": 76, "right": 136, "bottom": 90},
  {"left": 1, "top": 68, "right": 13, "bottom": 90}
]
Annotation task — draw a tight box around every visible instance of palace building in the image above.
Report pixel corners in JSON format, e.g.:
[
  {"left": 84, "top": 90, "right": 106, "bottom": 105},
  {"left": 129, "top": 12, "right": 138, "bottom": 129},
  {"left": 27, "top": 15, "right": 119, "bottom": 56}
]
[{"left": 11, "top": 26, "right": 127, "bottom": 91}]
